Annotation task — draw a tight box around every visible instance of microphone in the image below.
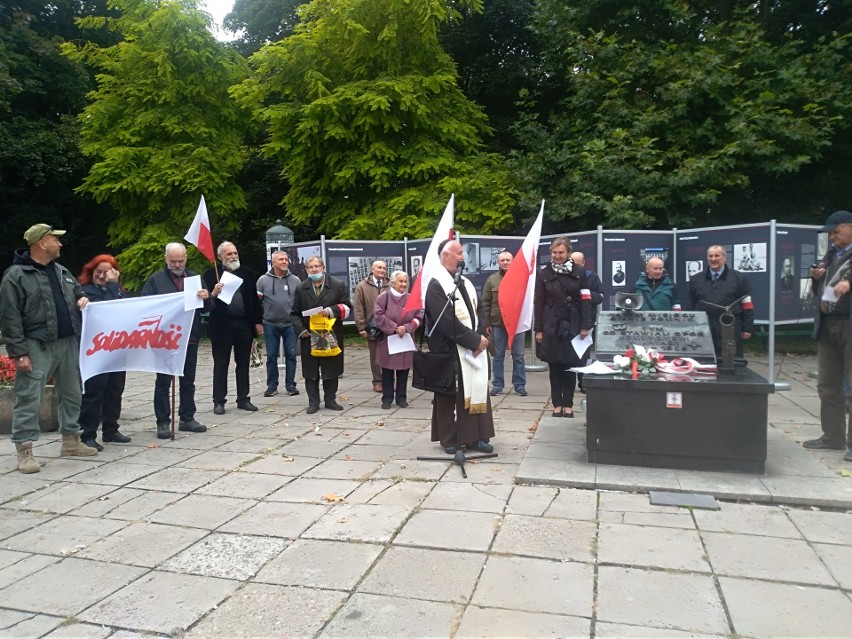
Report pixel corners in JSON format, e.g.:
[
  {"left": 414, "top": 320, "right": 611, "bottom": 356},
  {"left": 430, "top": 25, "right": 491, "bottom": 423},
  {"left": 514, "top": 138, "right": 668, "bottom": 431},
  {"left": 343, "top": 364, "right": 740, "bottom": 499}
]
[{"left": 454, "top": 260, "right": 466, "bottom": 284}]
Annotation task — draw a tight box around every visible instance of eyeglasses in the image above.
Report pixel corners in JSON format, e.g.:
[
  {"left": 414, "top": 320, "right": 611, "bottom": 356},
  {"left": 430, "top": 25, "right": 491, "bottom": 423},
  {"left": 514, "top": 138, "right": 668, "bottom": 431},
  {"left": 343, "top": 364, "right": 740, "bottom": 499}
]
[{"left": 37, "top": 226, "right": 54, "bottom": 242}]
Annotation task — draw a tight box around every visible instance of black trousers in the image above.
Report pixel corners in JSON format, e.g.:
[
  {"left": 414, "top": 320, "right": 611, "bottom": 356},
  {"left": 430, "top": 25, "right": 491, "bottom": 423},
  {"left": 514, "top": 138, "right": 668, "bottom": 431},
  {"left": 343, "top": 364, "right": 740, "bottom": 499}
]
[
  {"left": 382, "top": 368, "right": 408, "bottom": 404},
  {"left": 211, "top": 320, "right": 253, "bottom": 405},
  {"left": 305, "top": 377, "right": 339, "bottom": 407},
  {"left": 549, "top": 364, "right": 576, "bottom": 408},
  {"left": 79, "top": 371, "right": 126, "bottom": 439},
  {"left": 154, "top": 340, "right": 198, "bottom": 424}
]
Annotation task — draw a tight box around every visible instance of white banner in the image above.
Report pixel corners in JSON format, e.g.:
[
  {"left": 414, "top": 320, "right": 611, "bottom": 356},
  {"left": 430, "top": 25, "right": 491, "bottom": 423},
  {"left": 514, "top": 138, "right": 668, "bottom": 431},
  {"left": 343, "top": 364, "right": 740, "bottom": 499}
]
[{"left": 79, "top": 293, "right": 196, "bottom": 383}]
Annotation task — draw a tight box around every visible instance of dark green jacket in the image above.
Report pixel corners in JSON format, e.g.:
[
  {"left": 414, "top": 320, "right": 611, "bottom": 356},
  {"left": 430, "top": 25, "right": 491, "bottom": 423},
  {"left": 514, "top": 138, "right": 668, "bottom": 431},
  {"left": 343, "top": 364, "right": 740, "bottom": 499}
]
[
  {"left": 633, "top": 274, "right": 682, "bottom": 311},
  {"left": 481, "top": 270, "right": 506, "bottom": 327}
]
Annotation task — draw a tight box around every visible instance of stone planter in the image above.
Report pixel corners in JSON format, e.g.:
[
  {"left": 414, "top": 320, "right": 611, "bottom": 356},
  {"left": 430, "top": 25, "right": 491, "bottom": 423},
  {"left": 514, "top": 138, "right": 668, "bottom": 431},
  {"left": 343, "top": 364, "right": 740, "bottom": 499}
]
[{"left": 0, "top": 385, "right": 59, "bottom": 435}]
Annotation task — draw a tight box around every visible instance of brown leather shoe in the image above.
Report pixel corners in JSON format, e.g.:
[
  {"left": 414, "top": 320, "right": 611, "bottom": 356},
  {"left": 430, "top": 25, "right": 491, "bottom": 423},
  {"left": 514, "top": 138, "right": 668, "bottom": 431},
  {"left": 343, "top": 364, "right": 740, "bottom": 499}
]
[{"left": 373, "top": 384, "right": 382, "bottom": 393}]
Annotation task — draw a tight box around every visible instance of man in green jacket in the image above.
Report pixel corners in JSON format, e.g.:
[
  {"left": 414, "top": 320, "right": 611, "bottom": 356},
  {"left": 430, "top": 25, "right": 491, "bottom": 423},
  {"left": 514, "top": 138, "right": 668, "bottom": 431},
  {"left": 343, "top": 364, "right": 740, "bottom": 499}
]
[
  {"left": 482, "top": 250, "right": 527, "bottom": 396},
  {"left": 0, "top": 224, "right": 97, "bottom": 473},
  {"left": 631, "top": 257, "right": 682, "bottom": 311}
]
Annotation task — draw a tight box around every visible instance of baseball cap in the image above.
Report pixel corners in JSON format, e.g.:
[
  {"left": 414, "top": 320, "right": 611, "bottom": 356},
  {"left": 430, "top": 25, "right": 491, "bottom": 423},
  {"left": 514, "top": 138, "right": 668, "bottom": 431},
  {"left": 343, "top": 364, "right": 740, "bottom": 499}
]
[
  {"left": 818, "top": 210, "right": 852, "bottom": 233},
  {"left": 23, "top": 224, "right": 66, "bottom": 245}
]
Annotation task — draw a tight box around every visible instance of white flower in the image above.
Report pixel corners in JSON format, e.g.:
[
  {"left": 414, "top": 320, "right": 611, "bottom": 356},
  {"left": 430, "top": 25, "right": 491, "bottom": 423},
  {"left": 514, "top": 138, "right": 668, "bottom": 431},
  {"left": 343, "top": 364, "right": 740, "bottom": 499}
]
[
  {"left": 633, "top": 345, "right": 648, "bottom": 359},
  {"left": 613, "top": 355, "right": 630, "bottom": 368}
]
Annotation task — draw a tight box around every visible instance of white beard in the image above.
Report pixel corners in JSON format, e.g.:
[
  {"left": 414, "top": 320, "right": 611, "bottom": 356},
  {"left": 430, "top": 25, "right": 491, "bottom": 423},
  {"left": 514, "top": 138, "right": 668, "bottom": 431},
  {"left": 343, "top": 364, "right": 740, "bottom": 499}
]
[{"left": 224, "top": 259, "right": 240, "bottom": 271}]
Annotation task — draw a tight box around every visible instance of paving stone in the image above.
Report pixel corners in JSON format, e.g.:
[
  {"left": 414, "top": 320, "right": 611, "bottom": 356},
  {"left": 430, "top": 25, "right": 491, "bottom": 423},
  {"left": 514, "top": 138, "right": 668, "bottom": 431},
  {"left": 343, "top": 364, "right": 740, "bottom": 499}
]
[
  {"left": 355, "top": 429, "right": 418, "bottom": 447},
  {"left": 255, "top": 538, "right": 382, "bottom": 589},
  {"left": 371, "top": 459, "right": 449, "bottom": 481},
  {"left": 42, "top": 622, "right": 113, "bottom": 638},
  {"left": 516, "top": 456, "right": 597, "bottom": 487},
  {"left": 195, "top": 471, "right": 292, "bottom": 499},
  {"left": 0, "top": 612, "right": 63, "bottom": 637},
  {"left": 545, "top": 487, "right": 599, "bottom": 521},
  {"left": 175, "top": 450, "right": 262, "bottom": 471},
  {"left": 212, "top": 437, "right": 288, "bottom": 454},
  {"left": 419, "top": 481, "right": 511, "bottom": 513},
  {"left": 186, "top": 583, "right": 345, "bottom": 638},
  {"left": 126, "top": 467, "right": 225, "bottom": 493},
  {"left": 240, "top": 453, "right": 321, "bottom": 476},
  {"left": 0, "top": 557, "right": 145, "bottom": 617},
  {"left": 3, "top": 515, "right": 127, "bottom": 557},
  {"left": 318, "top": 592, "right": 460, "bottom": 639},
  {"left": 69, "top": 487, "right": 152, "bottom": 518},
  {"left": 302, "top": 458, "right": 381, "bottom": 481},
  {"left": 813, "top": 542, "right": 852, "bottom": 589},
  {"left": 146, "top": 494, "right": 254, "bottom": 529},
  {"left": 23, "top": 457, "right": 103, "bottom": 481},
  {"left": 159, "top": 433, "right": 234, "bottom": 450},
  {"left": 692, "top": 501, "right": 802, "bottom": 538},
  {"left": 720, "top": 576, "right": 852, "bottom": 637},
  {"left": 598, "top": 522, "right": 710, "bottom": 572},
  {"left": 595, "top": 465, "right": 683, "bottom": 492},
  {"left": 0, "top": 510, "right": 54, "bottom": 541},
  {"left": 218, "top": 501, "right": 327, "bottom": 538},
  {"left": 456, "top": 606, "right": 589, "bottom": 639},
  {"left": 101, "top": 490, "right": 182, "bottom": 520},
  {"left": 0, "top": 553, "right": 60, "bottom": 590},
  {"left": 79, "top": 570, "right": 240, "bottom": 635},
  {"left": 443, "top": 461, "right": 516, "bottom": 485},
  {"left": 472, "top": 555, "right": 593, "bottom": 616},
  {"left": 359, "top": 546, "right": 485, "bottom": 604},
  {"left": 786, "top": 507, "right": 851, "bottom": 544},
  {"left": 394, "top": 510, "right": 499, "bottom": 552},
  {"left": 11, "top": 482, "right": 115, "bottom": 515},
  {"left": 342, "top": 479, "right": 396, "bottom": 503},
  {"left": 760, "top": 476, "right": 852, "bottom": 508},
  {"left": 0, "top": 549, "right": 29, "bottom": 570},
  {"left": 161, "top": 532, "right": 288, "bottom": 580},
  {"left": 595, "top": 621, "right": 725, "bottom": 638},
  {"left": 505, "top": 485, "right": 558, "bottom": 516},
  {"left": 702, "top": 531, "right": 836, "bottom": 585},
  {"left": 492, "top": 514, "right": 596, "bottom": 562},
  {"left": 304, "top": 503, "right": 412, "bottom": 543},
  {"left": 596, "top": 566, "right": 728, "bottom": 635},
  {"left": 68, "top": 462, "right": 162, "bottom": 487},
  {"left": 359, "top": 479, "right": 434, "bottom": 507},
  {"left": 333, "top": 443, "right": 403, "bottom": 462},
  {"left": 279, "top": 438, "right": 351, "bottom": 459},
  {"left": 122, "top": 446, "right": 205, "bottom": 467},
  {"left": 266, "top": 477, "right": 363, "bottom": 503},
  {"left": 76, "top": 521, "right": 208, "bottom": 567},
  {"left": 0, "top": 473, "right": 52, "bottom": 505}
]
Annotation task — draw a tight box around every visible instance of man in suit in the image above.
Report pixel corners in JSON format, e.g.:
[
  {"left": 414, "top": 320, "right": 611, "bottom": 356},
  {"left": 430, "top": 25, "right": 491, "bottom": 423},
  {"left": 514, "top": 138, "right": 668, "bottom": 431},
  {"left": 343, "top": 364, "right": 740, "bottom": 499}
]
[
  {"left": 203, "top": 241, "right": 263, "bottom": 415},
  {"left": 290, "top": 256, "right": 353, "bottom": 414}
]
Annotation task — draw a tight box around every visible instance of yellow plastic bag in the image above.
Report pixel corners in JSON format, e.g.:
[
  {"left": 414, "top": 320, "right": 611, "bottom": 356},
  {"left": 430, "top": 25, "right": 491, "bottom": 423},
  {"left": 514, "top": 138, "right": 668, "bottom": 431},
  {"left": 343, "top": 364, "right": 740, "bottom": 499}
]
[{"left": 309, "top": 313, "right": 341, "bottom": 357}]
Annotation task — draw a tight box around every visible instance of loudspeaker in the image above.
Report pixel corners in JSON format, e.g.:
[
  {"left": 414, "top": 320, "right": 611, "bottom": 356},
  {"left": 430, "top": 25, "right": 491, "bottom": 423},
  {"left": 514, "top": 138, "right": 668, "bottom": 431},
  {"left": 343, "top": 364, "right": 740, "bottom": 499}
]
[{"left": 613, "top": 292, "right": 644, "bottom": 310}]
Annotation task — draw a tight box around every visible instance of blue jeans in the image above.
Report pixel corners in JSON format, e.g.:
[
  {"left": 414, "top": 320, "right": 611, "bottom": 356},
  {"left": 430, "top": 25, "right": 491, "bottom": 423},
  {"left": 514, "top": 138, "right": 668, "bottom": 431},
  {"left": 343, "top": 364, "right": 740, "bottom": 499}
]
[
  {"left": 491, "top": 326, "right": 526, "bottom": 391},
  {"left": 264, "top": 322, "right": 297, "bottom": 391}
]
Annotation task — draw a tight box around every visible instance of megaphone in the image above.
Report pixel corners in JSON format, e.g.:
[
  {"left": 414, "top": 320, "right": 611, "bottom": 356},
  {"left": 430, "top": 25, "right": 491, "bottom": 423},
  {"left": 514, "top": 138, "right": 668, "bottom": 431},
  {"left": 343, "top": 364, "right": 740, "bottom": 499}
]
[{"left": 614, "top": 292, "right": 644, "bottom": 311}]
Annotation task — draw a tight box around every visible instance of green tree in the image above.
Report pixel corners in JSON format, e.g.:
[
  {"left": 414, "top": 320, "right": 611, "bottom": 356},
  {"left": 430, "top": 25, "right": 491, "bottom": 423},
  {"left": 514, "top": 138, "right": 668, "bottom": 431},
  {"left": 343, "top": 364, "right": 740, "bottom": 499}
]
[
  {"left": 233, "top": 0, "right": 514, "bottom": 240},
  {"left": 512, "top": 1, "right": 852, "bottom": 230},
  {"left": 64, "top": 0, "right": 252, "bottom": 289},
  {"left": 223, "top": 0, "right": 308, "bottom": 56}
]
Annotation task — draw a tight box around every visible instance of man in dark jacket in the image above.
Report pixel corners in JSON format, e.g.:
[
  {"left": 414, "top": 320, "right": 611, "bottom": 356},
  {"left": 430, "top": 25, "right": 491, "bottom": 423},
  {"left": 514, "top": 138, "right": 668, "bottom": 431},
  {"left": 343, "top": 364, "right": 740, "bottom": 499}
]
[
  {"left": 631, "top": 257, "right": 682, "bottom": 311},
  {"left": 482, "top": 251, "right": 527, "bottom": 396},
  {"left": 257, "top": 251, "right": 301, "bottom": 397},
  {"left": 290, "top": 256, "right": 352, "bottom": 414},
  {"left": 141, "top": 242, "right": 211, "bottom": 438},
  {"left": 687, "top": 245, "right": 753, "bottom": 359},
  {"left": 353, "top": 260, "right": 389, "bottom": 392},
  {"left": 204, "top": 241, "right": 263, "bottom": 415},
  {"left": 0, "top": 223, "right": 95, "bottom": 473}
]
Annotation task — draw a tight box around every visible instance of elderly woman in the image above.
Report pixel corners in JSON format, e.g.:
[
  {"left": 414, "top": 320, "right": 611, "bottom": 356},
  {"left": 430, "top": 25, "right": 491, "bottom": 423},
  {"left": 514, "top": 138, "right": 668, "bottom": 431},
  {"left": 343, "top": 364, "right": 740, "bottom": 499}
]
[
  {"left": 534, "top": 237, "right": 594, "bottom": 418},
  {"left": 373, "top": 271, "right": 422, "bottom": 409},
  {"left": 77, "top": 254, "right": 130, "bottom": 449}
]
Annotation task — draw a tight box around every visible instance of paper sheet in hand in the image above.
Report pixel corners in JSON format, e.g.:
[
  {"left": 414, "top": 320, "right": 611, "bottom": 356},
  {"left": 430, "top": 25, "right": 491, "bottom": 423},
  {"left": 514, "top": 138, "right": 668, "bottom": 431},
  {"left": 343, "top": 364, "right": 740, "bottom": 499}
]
[
  {"left": 464, "top": 349, "right": 486, "bottom": 370},
  {"left": 217, "top": 271, "right": 244, "bottom": 305},
  {"left": 302, "top": 306, "right": 323, "bottom": 317},
  {"left": 387, "top": 332, "right": 415, "bottom": 355},
  {"left": 183, "top": 275, "right": 204, "bottom": 311},
  {"left": 822, "top": 286, "right": 840, "bottom": 302},
  {"left": 571, "top": 331, "right": 594, "bottom": 358},
  {"left": 569, "top": 361, "right": 617, "bottom": 374}
]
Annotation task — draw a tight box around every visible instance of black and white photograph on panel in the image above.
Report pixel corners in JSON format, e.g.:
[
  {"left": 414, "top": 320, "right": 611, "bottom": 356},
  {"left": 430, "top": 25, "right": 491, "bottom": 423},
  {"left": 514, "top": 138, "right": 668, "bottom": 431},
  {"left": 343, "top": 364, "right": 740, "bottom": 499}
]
[
  {"left": 410, "top": 255, "right": 422, "bottom": 279},
  {"left": 780, "top": 256, "right": 795, "bottom": 292},
  {"left": 800, "top": 278, "right": 815, "bottom": 311},
  {"left": 462, "top": 242, "right": 480, "bottom": 274},
  {"left": 733, "top": 242, "right": 767, "bottom": 272},
  {"left": 611, "top": 260, "right": 626, "bottom": 286},
  {"left": 347, "top": 256, "right": 402, "bottom": 297},
  {"left": 686, "top": 260, "right": 703, "bottom": 282},
  {"left": 479, "top": 246, "right": 503, "bottom": 272}
]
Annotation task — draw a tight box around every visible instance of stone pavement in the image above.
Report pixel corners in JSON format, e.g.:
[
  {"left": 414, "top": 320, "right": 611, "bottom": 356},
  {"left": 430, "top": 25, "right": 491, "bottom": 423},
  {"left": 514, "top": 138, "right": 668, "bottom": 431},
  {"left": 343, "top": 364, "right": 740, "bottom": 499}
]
[{"left": 0, "top": 345, "right": 850, "bottom": 638}]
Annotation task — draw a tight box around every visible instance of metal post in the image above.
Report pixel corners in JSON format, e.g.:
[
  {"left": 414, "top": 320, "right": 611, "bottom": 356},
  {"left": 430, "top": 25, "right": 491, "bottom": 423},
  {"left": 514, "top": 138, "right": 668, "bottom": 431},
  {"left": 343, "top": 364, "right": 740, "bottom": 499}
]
[{"left": 768, "top": 220, "right": 776, "bottom": 383}]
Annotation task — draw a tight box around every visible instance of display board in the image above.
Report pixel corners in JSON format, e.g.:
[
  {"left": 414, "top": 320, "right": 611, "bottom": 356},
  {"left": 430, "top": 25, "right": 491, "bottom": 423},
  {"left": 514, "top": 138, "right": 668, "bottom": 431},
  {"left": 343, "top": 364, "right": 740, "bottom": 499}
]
[
  {"left": 599, "top": 231, "right": 674, "bottom": 311},
  {"left": 595, "top": 310, "right": 717, "bottom": 365},
  {"left": 458, "top": 235, "right": 523, "bottom": 294},
  {"left": 323, "top": 240, "right": 406, "bottom": 298},
  {"left": 406, "top": 239, "right": 432, "bottom": 281},
  {"left": 775, "top": 224, "right": 822, "bottom": 324},
  {"left": 274, "top": 240, "right": 322, "bottom": 281}
]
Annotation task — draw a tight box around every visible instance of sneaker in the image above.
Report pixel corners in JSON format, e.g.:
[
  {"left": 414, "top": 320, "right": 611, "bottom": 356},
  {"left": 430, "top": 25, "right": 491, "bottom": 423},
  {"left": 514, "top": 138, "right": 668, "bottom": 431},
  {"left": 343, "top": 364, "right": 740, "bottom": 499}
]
[
  {"left": 157, "top": 423, "right": 171, "bottom": 439},
  {"left": 286, "top": 387, "right": 300, "bottom": 396},
  {"left": 179, "top": 420, "right": 207, "bottom": 433},
  {"left": 82, "top": 437, "right": 104, "bottom": 452},
  {"left": 103, "top": 431, "right": 131, "bottom": 443},
  {"left": 489, "top": 388, "right": 502, "bottom": 396},
  {"left": 264, "top": 388, "right": 278, "bottom": 397},
  {"left": 802, "top": 438, "right": 845, "bottom": 450},
  {"left": 514, "top": 387, "right": 527, "bottom": 396}
]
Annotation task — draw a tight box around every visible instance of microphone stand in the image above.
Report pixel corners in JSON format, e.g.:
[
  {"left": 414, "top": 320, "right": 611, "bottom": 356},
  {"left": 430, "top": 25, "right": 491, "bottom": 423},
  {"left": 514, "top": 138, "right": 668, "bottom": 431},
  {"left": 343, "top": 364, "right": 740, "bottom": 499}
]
[{"left": 416, "top": 265, "right": 498, "bottom": 478}]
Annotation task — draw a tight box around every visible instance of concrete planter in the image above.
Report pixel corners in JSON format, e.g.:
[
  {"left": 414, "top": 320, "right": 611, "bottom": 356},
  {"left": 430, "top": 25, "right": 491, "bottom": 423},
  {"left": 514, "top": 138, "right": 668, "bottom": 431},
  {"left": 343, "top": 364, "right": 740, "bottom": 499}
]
[{"left": 0, "top": 385, "right": 59, "bottom": 435}]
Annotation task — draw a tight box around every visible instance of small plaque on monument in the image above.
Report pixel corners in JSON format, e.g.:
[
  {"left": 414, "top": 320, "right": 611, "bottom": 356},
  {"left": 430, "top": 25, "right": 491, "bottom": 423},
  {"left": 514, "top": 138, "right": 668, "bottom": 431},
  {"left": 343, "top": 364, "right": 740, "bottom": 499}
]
[{"left": 595, "top": 310, "right": 717, "bottom": 365}]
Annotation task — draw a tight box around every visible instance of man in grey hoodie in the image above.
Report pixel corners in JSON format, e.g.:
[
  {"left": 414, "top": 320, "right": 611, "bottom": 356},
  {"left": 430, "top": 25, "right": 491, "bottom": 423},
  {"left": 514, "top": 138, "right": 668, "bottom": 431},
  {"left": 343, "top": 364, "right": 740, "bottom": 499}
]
[{"left": 257, "top": 251, "right": 302, "bottom": 396}]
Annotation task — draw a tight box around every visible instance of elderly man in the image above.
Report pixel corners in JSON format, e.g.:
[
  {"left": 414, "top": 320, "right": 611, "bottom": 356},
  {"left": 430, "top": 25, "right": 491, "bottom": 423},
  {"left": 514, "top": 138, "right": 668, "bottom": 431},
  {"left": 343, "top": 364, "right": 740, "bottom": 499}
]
[
  {"left": 780, "top": 257, "right": 795, "bottom": 293},
  {"left": 291, "top": 256, "right": 352, "bottom": 413},
  {"left": 687, "top": 245, "right": 753, "bottom": 359},
  {"left": 804, "top": 210, "right": 852, "bottom": 461},
  {"left": 482, "top": 250, "right": 526, "bottom": 396},
  {"left": 0, "top": 224, "right": 95, "bottom": 473},
  {"left": 257, "top": 251, "right": 301, "bottom": 397},
  {"left": 354, "top": 260, "right": 389, "bottom": 392},
  {"left": 426, "top": 240, "right": 494, "bottom": 454},
  {"left": 203, "top": 241, "right": 263, "bottom": 415},
  {"left": 141, "top": 242, "right": 211, "bottom": 438},
  {"left": 631, "top": 257, "right": 682, "bottom": 311}
]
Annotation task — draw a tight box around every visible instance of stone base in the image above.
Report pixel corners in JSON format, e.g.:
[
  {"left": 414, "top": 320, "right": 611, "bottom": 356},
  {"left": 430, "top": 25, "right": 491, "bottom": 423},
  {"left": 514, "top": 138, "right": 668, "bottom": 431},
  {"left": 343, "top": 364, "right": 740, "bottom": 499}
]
[{"left": 0, "top": 385, "right": 59, "bottom": 435}]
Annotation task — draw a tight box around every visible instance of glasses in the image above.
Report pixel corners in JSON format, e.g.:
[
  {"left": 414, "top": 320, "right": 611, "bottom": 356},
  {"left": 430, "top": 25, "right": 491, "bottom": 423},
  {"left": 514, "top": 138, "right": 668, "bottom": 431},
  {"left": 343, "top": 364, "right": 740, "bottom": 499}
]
[{"left": 36, "top": 226, "right": 54, "bottom": 242}]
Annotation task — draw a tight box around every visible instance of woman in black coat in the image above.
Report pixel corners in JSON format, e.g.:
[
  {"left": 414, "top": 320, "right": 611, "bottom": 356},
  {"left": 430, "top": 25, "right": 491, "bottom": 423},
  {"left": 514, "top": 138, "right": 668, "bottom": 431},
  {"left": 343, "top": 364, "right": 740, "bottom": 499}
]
[{"left": 533, "top": 237, "right": 594, "bottom": 418}]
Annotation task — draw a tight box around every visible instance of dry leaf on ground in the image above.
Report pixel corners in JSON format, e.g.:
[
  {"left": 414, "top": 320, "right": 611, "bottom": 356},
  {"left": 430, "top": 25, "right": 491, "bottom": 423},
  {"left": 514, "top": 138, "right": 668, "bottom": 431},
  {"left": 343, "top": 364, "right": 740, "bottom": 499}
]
[{"left": 322, "top": 493, "right": 345, "bottom": 503}]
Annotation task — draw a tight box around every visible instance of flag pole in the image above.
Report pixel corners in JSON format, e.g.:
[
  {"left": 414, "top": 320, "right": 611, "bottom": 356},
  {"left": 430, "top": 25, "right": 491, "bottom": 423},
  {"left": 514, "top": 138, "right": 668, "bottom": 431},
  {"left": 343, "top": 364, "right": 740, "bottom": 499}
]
[{"left": 171, "top": 376, "right": 176, "bottom": 441}]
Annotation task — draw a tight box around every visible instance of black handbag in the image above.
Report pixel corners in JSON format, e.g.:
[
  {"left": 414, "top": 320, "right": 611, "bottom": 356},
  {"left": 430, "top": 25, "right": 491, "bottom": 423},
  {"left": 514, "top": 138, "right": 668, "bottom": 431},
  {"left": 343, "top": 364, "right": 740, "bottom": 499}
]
[
  {"left": 412, "top": 350, "right": 455, "bottom": 395},
  {"left": 366, "top": 315, "right": 385, "bottom": 341}
]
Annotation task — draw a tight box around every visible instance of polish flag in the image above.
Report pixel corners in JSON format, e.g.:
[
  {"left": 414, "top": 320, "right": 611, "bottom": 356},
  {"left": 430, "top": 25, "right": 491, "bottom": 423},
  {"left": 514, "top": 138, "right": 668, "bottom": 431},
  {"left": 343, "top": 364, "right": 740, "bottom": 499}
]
[
  {"left": 403, "top": 194, "right": 455, "bottom": 313},
  {"left": 500, "top": 201, "right": 545, "bottom": 338},
  {"left": 184, "top": 195, "right": 215, "bottom": 262}
]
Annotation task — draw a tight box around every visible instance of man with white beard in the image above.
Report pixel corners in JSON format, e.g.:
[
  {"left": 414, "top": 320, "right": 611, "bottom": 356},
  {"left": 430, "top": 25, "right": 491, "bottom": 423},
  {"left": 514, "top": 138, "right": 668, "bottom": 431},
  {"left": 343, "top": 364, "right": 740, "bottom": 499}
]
[
  {"left": 141, "top": 242, "right": 211, "bottom": 438},
  {"left": 203, "top": 241, "right": 263, "bottom": 415}
]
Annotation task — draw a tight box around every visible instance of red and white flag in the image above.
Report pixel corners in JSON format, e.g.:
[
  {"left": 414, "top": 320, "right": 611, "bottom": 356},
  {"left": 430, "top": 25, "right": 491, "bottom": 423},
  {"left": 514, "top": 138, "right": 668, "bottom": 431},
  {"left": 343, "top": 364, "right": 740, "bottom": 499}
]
[
  {"left": 184, "top": 195, "right": 215, "bottom": 262},
  {"left": 500, "top": 200, "right": 545, "bottom": 338},
  {"left": 403, "top": 194, "right": 455, "bottom": 314},
  {"left": 79, "top": 293, "right": 195, "bottom": 383}
]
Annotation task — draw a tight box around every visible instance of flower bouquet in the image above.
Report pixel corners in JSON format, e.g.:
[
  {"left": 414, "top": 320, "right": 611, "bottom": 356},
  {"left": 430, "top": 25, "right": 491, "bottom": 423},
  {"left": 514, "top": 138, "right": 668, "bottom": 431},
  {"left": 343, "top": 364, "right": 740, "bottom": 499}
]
[
  {"left": 612, "top": 345, "right": 664, "bottom": 377},
  {"left": 0, "top": 355, "right": 16, "bottom": 386}
]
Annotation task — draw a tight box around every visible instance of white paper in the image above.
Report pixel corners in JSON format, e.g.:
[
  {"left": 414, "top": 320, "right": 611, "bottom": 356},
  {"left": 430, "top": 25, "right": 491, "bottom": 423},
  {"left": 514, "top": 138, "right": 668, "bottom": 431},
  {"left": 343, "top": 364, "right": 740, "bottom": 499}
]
[
  {"left": 822, "top": 286, "right": 840, "bottom": 302},
  {"left": 571, "top": 331, "right": 594, "bottom": 358},
  {"left": 464, "top": 349, "right": 486, "bottom": 370},
  {"left": 569, "top": 361, "right": 617, "bottom": 375},
  {"left": 217, "top": 271, "right": 244, "bottom": 305},
  {"left": 387, "top": 332, "right": 415, "bottom": 355},
  {"left": 183, "top": 275, "right": 204, "bottom": 311},
  {"left": 301, "top": 306, "right": 323, "bottom": 317}
]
